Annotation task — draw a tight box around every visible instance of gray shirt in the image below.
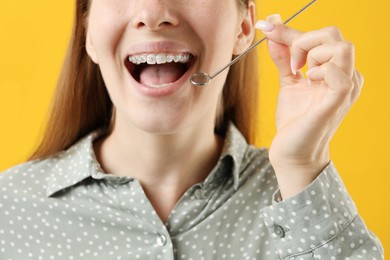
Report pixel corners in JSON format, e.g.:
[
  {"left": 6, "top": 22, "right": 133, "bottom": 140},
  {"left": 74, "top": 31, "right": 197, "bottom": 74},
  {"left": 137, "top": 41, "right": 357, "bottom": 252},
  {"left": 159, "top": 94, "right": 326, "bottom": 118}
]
[{"left": 0, "top": 122, "right": 383, "bottom": 259}]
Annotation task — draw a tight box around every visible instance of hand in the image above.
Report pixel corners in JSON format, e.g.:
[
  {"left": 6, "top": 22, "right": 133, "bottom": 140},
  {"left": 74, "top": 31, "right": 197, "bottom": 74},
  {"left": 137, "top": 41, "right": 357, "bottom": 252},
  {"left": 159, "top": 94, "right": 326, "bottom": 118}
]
[{"left": 256, "top": 15, "right": 363, "bottom": 199}]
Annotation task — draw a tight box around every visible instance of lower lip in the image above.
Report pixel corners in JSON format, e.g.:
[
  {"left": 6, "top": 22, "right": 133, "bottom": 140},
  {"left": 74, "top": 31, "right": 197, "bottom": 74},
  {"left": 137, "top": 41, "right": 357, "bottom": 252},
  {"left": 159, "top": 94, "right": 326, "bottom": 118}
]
[{"left": 127, "top": 60, "right": 196, "bottom": 98}]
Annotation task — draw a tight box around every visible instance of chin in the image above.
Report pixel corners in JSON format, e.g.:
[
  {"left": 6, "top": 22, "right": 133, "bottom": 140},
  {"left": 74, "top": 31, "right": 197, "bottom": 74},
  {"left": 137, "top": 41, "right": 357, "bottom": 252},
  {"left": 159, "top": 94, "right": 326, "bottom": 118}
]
[{"left": 117, "top": 107, "right": 192, "bottom": 136}]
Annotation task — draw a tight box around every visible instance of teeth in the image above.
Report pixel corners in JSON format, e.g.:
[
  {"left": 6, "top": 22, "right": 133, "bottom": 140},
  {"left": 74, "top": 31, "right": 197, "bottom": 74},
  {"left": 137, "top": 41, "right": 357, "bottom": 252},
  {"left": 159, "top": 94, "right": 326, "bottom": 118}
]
[
  {"left": 146, "top": 54, "right": 156, "bottom": 65},
  {"left": 156, "top": 53, "right": 167, "bottom": 64},
  {"left": 140, "top": 56, "right": 147, "bottom": 63},
  {"left": 173, "top": 55, "right": 180, "bottom": 63},
  {"left": 129, "top": 53, "right": 192, "bottom": 65},
  {"left": 179, "top": 54, "right": 190, "bottom": 62},
  {"left": 166, "top": 54, "right": 174, "bottom": 63},
  {"left": 147, "top": 83, "right": 171, "bottom": 89}
]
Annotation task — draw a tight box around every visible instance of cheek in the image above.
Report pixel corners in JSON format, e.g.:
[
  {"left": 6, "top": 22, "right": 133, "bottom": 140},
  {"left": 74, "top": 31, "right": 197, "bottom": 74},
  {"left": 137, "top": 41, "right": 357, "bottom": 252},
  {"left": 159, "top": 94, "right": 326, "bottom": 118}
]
[
  {"left": 88, "top": 3, "right": 127, "bottom": 59},
  {"left": 189, "top": 3, "right": 241, "bottom": 63}
]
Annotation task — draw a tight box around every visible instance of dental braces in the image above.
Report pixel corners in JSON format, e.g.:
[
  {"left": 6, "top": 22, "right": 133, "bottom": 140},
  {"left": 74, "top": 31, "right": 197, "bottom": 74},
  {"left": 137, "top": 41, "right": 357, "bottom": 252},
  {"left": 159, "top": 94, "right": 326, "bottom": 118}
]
[{"left": 129, "top": 53, "right": 192, "bottom": 65}]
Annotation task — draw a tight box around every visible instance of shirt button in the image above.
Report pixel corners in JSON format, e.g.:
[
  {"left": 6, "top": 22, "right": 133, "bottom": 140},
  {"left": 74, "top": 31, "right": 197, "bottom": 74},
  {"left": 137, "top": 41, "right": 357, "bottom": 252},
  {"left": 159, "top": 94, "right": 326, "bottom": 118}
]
[
  {"left": 194, "top": 188, "right": 206, "bottom": 199},
  {"left": 156, "top": 234, "right": 167, "bottom": 247},
  {"left": 274, "top": 225, "right": 285, "bottom": 238}
]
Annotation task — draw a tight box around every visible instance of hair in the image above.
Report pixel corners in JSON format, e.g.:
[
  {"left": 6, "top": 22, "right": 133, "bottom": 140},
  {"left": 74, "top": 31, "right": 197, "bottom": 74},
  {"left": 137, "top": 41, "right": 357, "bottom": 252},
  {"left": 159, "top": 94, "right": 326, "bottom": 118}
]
[{"left": 30, "top": 0, "right": 259, "bottom": 160}]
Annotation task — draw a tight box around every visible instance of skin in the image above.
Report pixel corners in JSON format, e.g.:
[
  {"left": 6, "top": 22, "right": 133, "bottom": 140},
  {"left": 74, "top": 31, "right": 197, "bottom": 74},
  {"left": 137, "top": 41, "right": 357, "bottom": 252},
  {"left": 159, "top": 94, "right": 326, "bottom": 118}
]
[
  {"left": 86, "top": 0, "right": 362, "bottom": 222},
  {"left": 258, "top": 15, "right": 362, "bottom": 199},
  {"left": 86, "top": 0, "right": 255, "bottom": 222}
]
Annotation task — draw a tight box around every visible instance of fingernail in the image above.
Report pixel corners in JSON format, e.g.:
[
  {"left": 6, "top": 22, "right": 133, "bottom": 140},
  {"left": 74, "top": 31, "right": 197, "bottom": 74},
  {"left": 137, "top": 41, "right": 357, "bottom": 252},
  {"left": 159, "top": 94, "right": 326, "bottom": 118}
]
[
  {"left": 255, "top": 20, "right": 275, "bottom": 32},
  {"left": 266, "top": 14, "right": 283, "bottom": 24},
  {"left": 290, "top": 57, "right": 297, "bottom": 75},
  {"left": 306, "top": 66, "right": 320, "bottom": 77}
]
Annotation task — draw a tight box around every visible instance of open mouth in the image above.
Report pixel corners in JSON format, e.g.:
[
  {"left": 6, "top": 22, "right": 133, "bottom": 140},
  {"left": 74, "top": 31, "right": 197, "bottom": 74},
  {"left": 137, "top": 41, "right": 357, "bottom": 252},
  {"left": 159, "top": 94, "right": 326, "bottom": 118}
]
[{"left": 125, "top": 53, "right": 195, "bottom": 89}]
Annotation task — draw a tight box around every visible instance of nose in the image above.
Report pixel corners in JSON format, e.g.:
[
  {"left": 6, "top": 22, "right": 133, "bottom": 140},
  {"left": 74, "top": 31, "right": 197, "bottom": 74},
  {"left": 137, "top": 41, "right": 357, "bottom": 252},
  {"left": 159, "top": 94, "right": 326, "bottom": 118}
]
[{"left": 132, "top": 0, "right": 179, "bottom": 31}]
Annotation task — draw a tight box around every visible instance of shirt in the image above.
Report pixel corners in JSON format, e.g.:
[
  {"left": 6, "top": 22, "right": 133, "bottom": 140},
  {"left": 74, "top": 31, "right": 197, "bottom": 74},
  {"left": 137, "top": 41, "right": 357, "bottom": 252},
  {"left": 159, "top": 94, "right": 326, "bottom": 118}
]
[{"left": 0, "top": 122, "right": 384, "bottom": 260}]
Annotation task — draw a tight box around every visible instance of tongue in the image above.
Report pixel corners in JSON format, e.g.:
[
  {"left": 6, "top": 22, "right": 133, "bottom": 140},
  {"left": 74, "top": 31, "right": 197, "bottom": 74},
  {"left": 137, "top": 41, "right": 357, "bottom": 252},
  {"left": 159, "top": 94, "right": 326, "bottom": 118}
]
[{"left": 139, "top": 63, "right": 185, "bottom": 86}]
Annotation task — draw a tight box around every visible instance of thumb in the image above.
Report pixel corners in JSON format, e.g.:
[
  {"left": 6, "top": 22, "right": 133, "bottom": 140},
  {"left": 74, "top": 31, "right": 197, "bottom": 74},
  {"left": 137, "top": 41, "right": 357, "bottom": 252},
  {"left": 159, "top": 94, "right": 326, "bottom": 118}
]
[
  {"left": 257, "top": 14, "right": 294, "bottom": 77},
  {"left": 267, "top": 38, "right": 294, "bottom": 78}
]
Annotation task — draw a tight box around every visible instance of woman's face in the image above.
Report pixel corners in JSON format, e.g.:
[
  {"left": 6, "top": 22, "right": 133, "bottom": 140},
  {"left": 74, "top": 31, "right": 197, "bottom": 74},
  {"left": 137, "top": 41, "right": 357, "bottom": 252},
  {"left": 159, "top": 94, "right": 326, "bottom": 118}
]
[{"left": 86, "top": 0, "right": 254, "bottom": 134}]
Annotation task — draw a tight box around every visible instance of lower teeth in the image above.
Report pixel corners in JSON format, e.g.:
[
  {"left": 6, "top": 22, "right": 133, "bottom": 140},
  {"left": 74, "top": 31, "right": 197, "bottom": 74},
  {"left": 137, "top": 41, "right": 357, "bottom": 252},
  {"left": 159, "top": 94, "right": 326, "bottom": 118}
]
[{"left": 146, "top": 83, "right": 171, "bottom": 89}]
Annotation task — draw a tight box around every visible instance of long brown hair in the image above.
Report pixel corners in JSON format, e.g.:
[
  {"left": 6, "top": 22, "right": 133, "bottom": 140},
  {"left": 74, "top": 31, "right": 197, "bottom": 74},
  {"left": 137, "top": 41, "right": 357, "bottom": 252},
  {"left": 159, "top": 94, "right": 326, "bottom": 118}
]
[{"left": 30, "top": 0, "right": 259, "bottom": 160}]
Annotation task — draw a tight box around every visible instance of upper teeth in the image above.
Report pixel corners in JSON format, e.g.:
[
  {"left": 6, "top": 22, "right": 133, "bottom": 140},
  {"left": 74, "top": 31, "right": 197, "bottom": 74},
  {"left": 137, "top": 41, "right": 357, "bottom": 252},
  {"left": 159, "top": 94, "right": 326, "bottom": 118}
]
[{"left": 129, "top": 53, "right": 192, "bottom": 65}]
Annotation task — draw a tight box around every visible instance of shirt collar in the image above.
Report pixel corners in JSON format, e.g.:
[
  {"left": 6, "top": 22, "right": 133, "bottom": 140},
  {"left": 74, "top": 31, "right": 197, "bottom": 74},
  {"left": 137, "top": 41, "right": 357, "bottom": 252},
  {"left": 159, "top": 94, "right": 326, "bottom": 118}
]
[
  {"left": 46, "top": 132, "right": 101, "bottom": 197},
  {"left": 215, "top": 121, "right": 249, "bottom": 190},
  {"left": 46, "top": 121, "right": 250, "bottom": 197}
]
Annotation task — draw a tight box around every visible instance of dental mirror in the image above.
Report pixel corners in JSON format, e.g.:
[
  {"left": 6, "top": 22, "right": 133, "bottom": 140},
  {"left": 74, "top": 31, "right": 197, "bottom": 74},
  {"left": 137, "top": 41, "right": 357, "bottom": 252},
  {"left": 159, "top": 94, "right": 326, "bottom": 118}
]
[{"left": 190, "top": 0, "right": 317, "bottom": 86}]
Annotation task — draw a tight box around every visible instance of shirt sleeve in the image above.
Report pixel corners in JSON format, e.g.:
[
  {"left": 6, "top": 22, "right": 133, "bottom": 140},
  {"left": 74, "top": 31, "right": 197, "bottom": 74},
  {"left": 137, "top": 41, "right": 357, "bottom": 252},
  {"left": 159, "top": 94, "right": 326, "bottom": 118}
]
[{"left": 260, "top": 162, "right": 384, "bottom": 259}]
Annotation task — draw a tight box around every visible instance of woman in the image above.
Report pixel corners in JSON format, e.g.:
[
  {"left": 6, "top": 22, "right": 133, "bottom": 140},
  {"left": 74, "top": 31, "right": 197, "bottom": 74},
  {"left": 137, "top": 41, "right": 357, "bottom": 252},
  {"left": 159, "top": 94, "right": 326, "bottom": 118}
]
[{"left": 0, "top": 0, "right": 383, "bottom": 259}]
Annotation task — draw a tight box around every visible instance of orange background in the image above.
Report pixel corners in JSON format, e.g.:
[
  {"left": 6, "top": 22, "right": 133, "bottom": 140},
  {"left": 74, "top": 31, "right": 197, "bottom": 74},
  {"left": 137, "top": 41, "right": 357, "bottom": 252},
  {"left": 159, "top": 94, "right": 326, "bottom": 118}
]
[{"left": 0, "top": 0, "right": 388, "bottom": 256}]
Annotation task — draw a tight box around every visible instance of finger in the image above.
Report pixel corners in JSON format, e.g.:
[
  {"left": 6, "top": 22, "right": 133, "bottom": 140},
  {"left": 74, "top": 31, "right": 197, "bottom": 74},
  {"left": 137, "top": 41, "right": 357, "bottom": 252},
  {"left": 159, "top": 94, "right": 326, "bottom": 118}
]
[
  {"left": 290, "top": 26, "right": 344, "bottom": 72},
  {"left": 266, "top": 38, "right": 294, "bottom": 78},
  {"left": 257, "top": 19, "right": 346, "bottom": 75},
  {"left": 350, "top": 70, "right": 364, "bottom": 105},
  {"left": 256, "top": 14, "right": 301, "bottom": 77},
  {"left": 356, "top": 70, "right": 364, "bottom": 88},
  {"left": 263, "top": 14, "right": 312, "bottom": 74},
  {"left": 258, "top": 15, "right": 303, "bottom": 47},
  {"left": 307, "top": 41, "right": 355, "bottom": 78},
  {"left": 306, "top": 63, "right": 353, "bottom": 107},
  {"left": 306, "top": 63, "right": 354, "bottom": 115},
  {"left": 306, "top": 64, "right": 355, "bottom": 125}
]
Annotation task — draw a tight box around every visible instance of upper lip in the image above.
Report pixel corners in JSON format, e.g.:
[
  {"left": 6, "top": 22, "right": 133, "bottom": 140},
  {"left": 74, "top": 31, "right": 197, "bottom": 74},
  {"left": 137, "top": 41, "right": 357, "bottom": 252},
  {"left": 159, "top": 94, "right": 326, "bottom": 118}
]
[{"left": 125, "top": 41, "right": 196, "bottom": 57}]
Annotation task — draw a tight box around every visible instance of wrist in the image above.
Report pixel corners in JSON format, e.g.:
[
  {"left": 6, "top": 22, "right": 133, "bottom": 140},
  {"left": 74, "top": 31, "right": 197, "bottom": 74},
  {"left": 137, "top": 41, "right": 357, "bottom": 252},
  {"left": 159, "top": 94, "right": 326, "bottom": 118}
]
[{"left": 271, "top": 159, "right": 330, "bottom": 200}]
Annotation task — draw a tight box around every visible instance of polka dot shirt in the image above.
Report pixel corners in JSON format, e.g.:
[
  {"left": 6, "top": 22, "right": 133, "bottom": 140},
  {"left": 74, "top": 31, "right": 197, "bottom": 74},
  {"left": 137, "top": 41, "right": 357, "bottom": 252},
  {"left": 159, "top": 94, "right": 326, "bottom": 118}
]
[{"left": 0, "top": 122, "right": 384, "bottom": 259}]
